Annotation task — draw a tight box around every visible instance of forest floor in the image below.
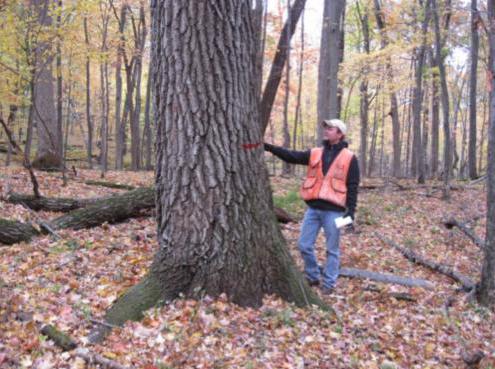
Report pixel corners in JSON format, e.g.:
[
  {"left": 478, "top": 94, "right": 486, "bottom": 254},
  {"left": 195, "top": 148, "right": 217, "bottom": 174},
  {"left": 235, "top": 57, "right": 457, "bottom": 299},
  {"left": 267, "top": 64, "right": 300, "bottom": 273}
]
[{"left": 0, "top": 167, "right": 494, "bottom": 369}]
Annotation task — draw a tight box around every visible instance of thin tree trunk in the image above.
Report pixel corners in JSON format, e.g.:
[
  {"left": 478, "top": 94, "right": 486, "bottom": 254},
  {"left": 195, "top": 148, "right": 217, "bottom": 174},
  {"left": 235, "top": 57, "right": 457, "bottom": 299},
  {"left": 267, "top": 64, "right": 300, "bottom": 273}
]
[
  {"left": 254, "top": 0, "right": 266, "bottom": 99},
  {"left": 452, "top": 68, "right": 467, "bottom": 178},
  {"left": 282, "top": 0, "right": 292, "bottom": 175},
  {"left": 468, "top": 0, "right": 479, "bottom": 179},
  {"left": 379, "top": 99, "right": 385, "bottom": 176},
  {"left": 292, "top": 8, "right": 305, "bottom": 151},
  {"left": 412, "top": 0, "right": 431, "bottom": 184},
  {"left": 357, "top": 0, "right": 370, "bottom": 176},
  {"left": 477, "top": 0, "right": 495, "bottom": 306},
  {"left": 422, "top": 85, "right": 430, "bottom": 175},
  {"left": 478, "top": 95, "right": 487, "bottom": 172},
  {"left": 317, "top": 0, "right": 346, "bottom": 141},
  {"left": 114, "top": 3, "right": 127, "bottom": 170},
  {"left": 56, "top": 0, "right": 63, "bottom": 168},
  {"left": 460, "top": 103, "right": 468, "bottom": 178},
  {"left": 368, "top": 94, "right": 379, "bottom": 176},
  {"left": 143, "top": 61, "right": 152, "bottom": 170},
  {"left": 432, "top": 0, "right": 452, "bottom": 199},
  {"left": 430, "top": 48, "right": 440, "bottom": 178},
  {"left": 25, "top": 77, "right": 35, "bottom": 162},
  {"left": 130, "top": 3, "right": 146, "bottom": 171},
  {"left": 5, "top": 105, "right": 18, "bottom": 166},
  {"left": 83, "top": 17, "right": 93, "bottom": 169},
  {"left": 100, "top": 4, "right": 110, "bottom": 176},
  {"left": 373, "top": 0, "right": 401, "bottom": 177}
]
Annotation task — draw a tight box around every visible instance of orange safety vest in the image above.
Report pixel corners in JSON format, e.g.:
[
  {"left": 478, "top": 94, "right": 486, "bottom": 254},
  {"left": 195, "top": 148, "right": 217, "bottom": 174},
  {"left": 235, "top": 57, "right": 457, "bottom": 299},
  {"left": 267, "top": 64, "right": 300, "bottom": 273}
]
[{"left": 300, "top": 147, "right": 354, "bottom": 207}]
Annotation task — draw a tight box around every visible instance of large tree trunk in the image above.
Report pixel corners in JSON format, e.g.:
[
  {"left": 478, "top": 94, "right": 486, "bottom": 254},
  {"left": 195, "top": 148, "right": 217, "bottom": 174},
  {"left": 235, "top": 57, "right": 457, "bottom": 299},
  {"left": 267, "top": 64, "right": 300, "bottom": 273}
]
[
  {"left": 317, "top": 0, "right": 346, "bottom": 142},
  {"left": 97, "top": 0, "right": 324, "bottom": 337},
  {"left": 468, "top": 0, "right": 479, "bottom": 179},
  {"left": 477, "top": 0, "right": 495, "bottom": 306},
  {"left": 259, "top": 0, "right": 307, "bottom": 133},
  {"left": 31, "top": 0, "right": 63, "bottom": 171}
]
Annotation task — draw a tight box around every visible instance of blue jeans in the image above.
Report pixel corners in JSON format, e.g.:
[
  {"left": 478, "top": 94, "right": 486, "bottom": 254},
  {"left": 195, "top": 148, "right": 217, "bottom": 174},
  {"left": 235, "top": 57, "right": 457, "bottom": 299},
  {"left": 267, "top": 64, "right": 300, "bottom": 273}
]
[{"left": 298, "top": 207, "right": 343, "bottom": 289}]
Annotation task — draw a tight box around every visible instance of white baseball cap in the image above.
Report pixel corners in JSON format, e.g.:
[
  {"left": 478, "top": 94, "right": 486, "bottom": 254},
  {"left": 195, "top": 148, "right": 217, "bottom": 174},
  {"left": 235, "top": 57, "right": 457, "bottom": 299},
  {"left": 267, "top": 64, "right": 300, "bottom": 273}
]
[{"left": 322, "top": 119, "right": 347, "bottom": 135}]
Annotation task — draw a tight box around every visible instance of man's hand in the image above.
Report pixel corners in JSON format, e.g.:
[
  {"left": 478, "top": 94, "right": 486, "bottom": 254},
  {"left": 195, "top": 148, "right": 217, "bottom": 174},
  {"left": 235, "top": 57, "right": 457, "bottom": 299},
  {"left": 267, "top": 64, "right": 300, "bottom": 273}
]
[
  {"left": 343, "top": 211, "right": 354, "bottom": 221},
  {"left": 264, "top": 143, "right": 275, "bottom": 152}
]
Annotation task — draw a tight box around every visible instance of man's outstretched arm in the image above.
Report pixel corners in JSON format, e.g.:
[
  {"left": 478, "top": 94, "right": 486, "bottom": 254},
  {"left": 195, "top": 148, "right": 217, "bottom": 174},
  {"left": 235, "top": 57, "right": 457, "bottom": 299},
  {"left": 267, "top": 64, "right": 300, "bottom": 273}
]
[{"left": 264, "top": 143, "right": 310, "bottom": 165}]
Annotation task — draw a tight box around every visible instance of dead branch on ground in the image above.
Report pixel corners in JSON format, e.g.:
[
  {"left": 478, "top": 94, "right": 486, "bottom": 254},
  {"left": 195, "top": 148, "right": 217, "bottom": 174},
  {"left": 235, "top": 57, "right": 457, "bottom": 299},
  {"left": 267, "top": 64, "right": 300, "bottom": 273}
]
[{"left": 375, "top": 232, "right": 476, "bottom": 291}]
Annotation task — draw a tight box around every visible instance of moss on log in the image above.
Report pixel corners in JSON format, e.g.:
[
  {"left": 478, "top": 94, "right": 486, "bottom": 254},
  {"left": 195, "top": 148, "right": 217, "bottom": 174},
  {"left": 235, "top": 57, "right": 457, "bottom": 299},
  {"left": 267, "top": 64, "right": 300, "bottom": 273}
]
[
  {"left": 0, "top": 219, "right": 40, "bottom": 245},
  {"left": 40, "top": 325, "right": 77, "bottom": 351}
]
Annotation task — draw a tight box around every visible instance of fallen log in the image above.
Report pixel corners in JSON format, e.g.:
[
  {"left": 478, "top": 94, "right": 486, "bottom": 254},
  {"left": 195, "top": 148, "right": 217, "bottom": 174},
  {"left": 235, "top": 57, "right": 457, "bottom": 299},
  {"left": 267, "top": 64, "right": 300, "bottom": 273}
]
[
  {"left": 84, "top": 180, "right": 135, "bottom": 190},
  {"left": 0, "top": 218, "right": 39, "bottom": 245},
  {"left": 375, "top": 232, "right": 476, "bottom": 291},
  {"left": 443, "top": 218, "right": 485, "bottom": 250},
  {"left": 339, "top": 267, "right": 435, "bottom": 290},
  {"left": 50, "top": 187, "right": 155, "bottom": 230},
  {"left": 6, "top": 193, "right": 109, "bottom": 212}
]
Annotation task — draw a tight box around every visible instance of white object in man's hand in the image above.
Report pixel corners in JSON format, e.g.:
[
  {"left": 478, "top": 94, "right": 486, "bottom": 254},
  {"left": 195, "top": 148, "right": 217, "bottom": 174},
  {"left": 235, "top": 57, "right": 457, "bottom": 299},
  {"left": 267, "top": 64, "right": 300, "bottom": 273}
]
[{"left": 335, "top": 216, "right": 353, "bottom": 229}]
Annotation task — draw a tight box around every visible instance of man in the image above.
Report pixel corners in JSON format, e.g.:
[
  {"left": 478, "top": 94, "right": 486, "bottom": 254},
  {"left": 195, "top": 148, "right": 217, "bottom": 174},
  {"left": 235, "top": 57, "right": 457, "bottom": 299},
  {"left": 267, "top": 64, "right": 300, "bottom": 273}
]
[{"left": 265, "top": 119, "right": 360, "bottom": 295}]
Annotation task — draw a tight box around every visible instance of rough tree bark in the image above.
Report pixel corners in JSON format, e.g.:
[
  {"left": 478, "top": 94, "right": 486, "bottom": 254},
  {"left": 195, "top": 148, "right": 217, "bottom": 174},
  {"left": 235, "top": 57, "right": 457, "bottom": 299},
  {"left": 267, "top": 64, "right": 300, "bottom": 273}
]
[
  {"left": 89, "top": 1, "right": 325, "bottom": 340},
  {"left": 477, "top": 0, "right": 495, "bottom": 306}
]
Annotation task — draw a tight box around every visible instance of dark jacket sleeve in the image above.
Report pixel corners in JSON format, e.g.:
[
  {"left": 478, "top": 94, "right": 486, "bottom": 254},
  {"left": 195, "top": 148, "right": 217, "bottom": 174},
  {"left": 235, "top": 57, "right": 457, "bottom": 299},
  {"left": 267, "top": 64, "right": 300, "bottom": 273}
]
[
  {"left": 264, "top": 143, "right": 310, "bottom": 165},
  {"left": 345, "top": 156, "right": 360, "bottom": 218}
]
